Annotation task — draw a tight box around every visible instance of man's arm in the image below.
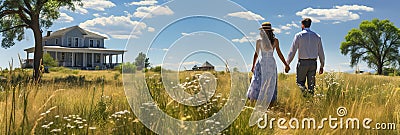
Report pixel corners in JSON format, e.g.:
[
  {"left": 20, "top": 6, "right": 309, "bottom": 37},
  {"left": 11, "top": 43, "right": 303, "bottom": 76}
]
[
  {"left": 318, "top": 37, "right": 325, "bottom": 74},
  {"left": 286, "top": 35, "right": 299, "bottom": 65}
]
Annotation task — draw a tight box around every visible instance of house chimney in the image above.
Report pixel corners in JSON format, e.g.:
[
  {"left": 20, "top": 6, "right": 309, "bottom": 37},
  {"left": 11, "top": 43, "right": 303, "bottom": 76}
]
[{"left": 46, "top": 31, "right": 52, "bottom": 37}]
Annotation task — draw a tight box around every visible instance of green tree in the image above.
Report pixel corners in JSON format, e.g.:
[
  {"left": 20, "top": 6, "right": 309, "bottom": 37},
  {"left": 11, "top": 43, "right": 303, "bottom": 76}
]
[
  {"left": 42, "top": 53, "right": 58, "bottom": 67},
  {"left": 134, "top": 52, "right": 150, "bottom": 70},
  {"left": 151, "top": 66, "right": 162, "bottom": 73},
  {"left": 0, "top": 0, "right": 81, "bottom": 80},
  {"left": 114, "top": 62, "right": 136, "bottom": 74},
  {"left": 340, "top": 19, "right": 400, "bottom": 75}
]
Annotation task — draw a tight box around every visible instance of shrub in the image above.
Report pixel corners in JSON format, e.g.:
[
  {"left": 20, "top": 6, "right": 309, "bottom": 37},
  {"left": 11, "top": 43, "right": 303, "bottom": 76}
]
[
  {"left": 43, "top": 53, "right": 58, "bottom": 67},
  {"left": 115, "top": 62, "right": 136, "bottom": 74},
  {"left": 383, "top": 67, "right": 400, "bottom": 76},
  {"left": 150, "top": 66, "right": 162, "bottom": 73},
  {"left": 113, "top": 73, "right": 120, "bottom": 80},
  {"left": 49, "top": 67, "right": 74, "bottom": 74}
]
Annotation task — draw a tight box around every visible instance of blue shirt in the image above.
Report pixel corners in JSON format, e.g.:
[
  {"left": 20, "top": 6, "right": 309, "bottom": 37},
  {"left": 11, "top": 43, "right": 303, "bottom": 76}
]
[{"left": 286, "top": 28, "right": 325, "bottom": 68}]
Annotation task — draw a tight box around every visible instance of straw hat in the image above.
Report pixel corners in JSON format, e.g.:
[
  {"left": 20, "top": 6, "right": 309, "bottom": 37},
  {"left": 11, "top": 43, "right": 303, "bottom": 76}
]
[{"left": 259, "top": 22, "right": 274, "bottom": 31}]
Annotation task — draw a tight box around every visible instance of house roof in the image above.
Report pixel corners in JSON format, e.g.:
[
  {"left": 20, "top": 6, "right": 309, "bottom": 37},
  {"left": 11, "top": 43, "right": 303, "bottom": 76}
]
[
  {"left": 24, "top": 46, "right": 126, "bottom": 54},
  {"left": 201, "top": 61, "right": 214, "bottom": 67},
  {"left": 45, "top": 26, "right": 107, "bottom": 39}
]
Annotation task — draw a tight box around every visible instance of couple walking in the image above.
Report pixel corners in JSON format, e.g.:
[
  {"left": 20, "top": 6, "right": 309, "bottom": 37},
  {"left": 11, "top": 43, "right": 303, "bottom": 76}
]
[{"left": 246, "top": 18, "right": 325, "bottom": 121}]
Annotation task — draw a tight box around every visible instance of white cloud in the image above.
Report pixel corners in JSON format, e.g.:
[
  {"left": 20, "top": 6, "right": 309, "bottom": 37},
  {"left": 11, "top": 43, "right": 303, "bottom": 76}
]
[
  {"left": 231, "top": 28, "right": 288, "bottom": 43},
  {"left": 181, "top": 33, "right": 193, "bottom": 36},
  {"left": 287, "top": 21, "right": 300, "bottom": 28},
  {"left": 272, "top": 27, "right": 282, "bottom": 34},
  {"left": 332, "top": 21, "right": 341, "bottom": 24},
  {"left": 285, "top": 32, "right": 291, "bottom": 35},
  {"left": 62, "top": 0, "right": 115, "bottom": 14},
  {"left": 296, "top": 5, "right": 373, "bottom": 23},
  {"left": 93, "top": 13, "right": 100, "bottom": 17},
  {"left": 336, "top": 5, "right": 374, "bottom": 11},
  {"left": 232, "top": 37, "right": 253, "bottom": 43},
  {"left": 277, "top": 14, "right": 284, "bottom": 18},
  {"left": 56, "top": 12, "right": 74, "bottom": 23},
  {"left": 81, "top": 0, "right": 115, "bottom": 11},
  {"left": 68, "top": 6, "right": 88, "bottom": 14},
  {"left": 149, "top": 48, "right": 168, "bottom": 52},
  {"left": 278, "top": 21, "right": 300, "bottom": 31},
  {"left": 128, "top": 0, "right": 158, "bottom": 6},
  {"left": 147, "top": 27, "right": 155, "bottom": 32},
  {"left": 231, "top": 33, "right": 260, "bottom": 43},
  {"left": 280, "top": 25, "right": 291, "bottom": 30},
  {"left": 227, "top": 11, "right": 265, "bottom": 21},
  {"left": 133, "top": 5, "right": 174, "bottom": 18},
  {"left": 79, "top": 15, "right": 147, "bottom": 39}
]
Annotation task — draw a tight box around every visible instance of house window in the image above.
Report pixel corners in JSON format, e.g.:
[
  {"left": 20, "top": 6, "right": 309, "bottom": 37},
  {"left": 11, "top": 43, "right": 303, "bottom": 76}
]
[
  {"left": 96, "top": 40, "right": 100, "bottom": 47},
  {"left": 55, "top": 39, "right": 58, "bottom": 45},
  {"left": 90, "top": 40, "right": 94, "bottom": 47},
  {"left": 61, "top": 53, "right": 65, "bottom": 61},
  {"left": 74, "top": 37, "right": 79, "bottom": 47},
  {"left": 96, "top": 54, "right": 100, "bottom": 63},
  {"left": 68, "top": 38, "right": 72, "bottom": 46}
]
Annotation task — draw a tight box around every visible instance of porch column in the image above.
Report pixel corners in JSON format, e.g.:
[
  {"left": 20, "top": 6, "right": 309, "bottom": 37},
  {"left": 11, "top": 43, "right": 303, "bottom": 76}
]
[
  {"left": 109, "top": 54, "right": 113, "bottom": 65},
  {"left": 55, "top": 51, "right": 58, "bottom": 61},
  {"left": 116, "top": 54, "right": 119, "bottom": 64},
  {"left": 122, "top": 53, "right": 124, "bottom": 63},
  {"left": 100, "top": 53, "right": 104, "bottom": 68},
  {"left": 83, "top": 53, "right": 87, "bottom": 67},
  {"left": 91, "top": 53, "right": 95, "bottom": 68},
  {"left": 26, "top": 52, "right": 29, "bottom": 67},
  {"left": 72, "top": 52, "right": 75, "bottom": 67}
]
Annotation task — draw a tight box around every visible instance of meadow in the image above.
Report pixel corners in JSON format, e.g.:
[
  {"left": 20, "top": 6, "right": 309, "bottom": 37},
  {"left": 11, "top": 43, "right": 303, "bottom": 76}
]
[{"left": 0, "top": 66, "right": 399, "bottom": 134}]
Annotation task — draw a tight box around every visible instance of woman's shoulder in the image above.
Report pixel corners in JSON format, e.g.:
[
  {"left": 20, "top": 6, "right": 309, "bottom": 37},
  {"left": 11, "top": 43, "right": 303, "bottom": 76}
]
[
  {"left": 274, "top": 38, "right": 279, "bottom": 42},
  {"left": 274, "top": 38, "right": 279, "bottom": 45}
]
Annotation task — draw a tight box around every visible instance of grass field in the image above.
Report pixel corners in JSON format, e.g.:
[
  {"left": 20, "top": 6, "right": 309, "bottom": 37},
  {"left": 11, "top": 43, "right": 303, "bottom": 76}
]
[{"left": 0, "top": 67, "right": 399, "bottom": 134}]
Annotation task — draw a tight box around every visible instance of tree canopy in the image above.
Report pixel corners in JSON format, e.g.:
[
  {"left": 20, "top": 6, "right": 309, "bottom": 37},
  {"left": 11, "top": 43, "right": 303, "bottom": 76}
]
[
  {"left": 0, "top": 0, "right": 81, "bottom": 80},
  {"left": 340, "top": 19, "right": 400, "bottom": 75},
  {"left": 135, "top": 52, "right": 150, "bottom": 70}
]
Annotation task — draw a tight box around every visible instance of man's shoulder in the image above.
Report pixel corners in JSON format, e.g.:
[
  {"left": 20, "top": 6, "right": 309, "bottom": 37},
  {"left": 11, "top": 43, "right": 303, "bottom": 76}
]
[
  {"left": 311, "top": 31, "right": 321, "bottom": 38},
  {"left": 295, "top": 31, "right": 304, "bottom": 37},
  {"left": 297, "top": 30, "right": 321, "bottom": 38}
]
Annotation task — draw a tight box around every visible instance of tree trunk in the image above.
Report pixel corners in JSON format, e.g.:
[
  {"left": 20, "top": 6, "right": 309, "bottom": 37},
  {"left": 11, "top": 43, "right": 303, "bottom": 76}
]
[
  {"left": 31, "top": 18, "right": 43, "bottom": 81},
  {"left": 377, "top": 63, "right": 383, "bottom": 75}
]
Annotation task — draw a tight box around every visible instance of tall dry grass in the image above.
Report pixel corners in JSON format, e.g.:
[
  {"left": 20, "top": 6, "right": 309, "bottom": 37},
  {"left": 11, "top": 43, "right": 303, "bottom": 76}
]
[{"left": 0, "top": 66, "right": 399, "bottom": 134}]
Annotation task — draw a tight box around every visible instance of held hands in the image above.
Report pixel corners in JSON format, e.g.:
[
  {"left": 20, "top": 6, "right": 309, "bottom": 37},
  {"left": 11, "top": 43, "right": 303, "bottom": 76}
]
[{"left": 285, "top": 65, "right": 290, "bottom": 73}]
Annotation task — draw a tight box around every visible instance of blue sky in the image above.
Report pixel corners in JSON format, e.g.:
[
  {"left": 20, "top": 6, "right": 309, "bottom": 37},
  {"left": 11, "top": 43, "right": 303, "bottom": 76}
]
[{"left": 1, "top": 0, "right": 399, "bottom": 73}]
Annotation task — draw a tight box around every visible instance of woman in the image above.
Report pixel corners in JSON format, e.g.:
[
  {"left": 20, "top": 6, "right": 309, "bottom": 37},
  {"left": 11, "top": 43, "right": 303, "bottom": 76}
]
[
  {"left": 247, "top": 22, "right": 290, "bottom": 104},
  {"left": 247, "top": 22, "right": 290, "bottom": 125}
]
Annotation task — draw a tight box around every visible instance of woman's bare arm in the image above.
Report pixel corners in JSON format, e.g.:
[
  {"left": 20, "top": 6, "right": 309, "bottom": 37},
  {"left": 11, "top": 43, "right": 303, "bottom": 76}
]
[
  {"left": 251, "top": 40, "right": 260, "bottom": 72},
  {"left": 251, "top": 52, "right": 258, "bottom": 72},
  {"left": 275, "top": 39, "right": 289, "bottom": 67}
]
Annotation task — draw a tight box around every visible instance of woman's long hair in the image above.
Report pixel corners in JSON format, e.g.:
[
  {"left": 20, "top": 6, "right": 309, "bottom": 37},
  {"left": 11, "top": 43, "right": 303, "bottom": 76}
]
[{"left": 265, "top": 30, "right": 275, "bottom": 45}]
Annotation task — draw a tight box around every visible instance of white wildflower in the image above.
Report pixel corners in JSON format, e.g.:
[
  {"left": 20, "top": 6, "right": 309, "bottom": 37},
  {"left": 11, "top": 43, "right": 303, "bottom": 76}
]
[{"left": 50, "top": 129, "right": 61, "bottom": 132}]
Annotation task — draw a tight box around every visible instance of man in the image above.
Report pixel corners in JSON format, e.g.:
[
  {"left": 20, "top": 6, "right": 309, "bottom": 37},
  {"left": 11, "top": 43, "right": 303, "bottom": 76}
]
[{"left": 286, "top": 18, "right": 325, "bottom": 96}]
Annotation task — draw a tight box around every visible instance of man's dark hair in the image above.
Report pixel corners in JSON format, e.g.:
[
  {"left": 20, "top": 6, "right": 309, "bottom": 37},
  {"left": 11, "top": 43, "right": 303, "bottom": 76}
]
[{"left": 301, "top": 18, "right": 312, "bottom": 28}]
